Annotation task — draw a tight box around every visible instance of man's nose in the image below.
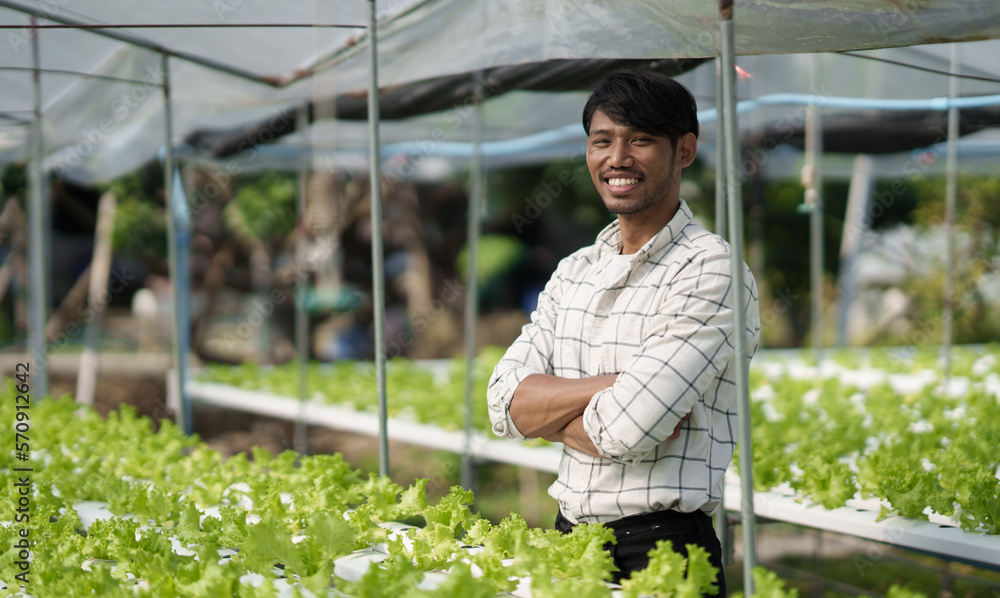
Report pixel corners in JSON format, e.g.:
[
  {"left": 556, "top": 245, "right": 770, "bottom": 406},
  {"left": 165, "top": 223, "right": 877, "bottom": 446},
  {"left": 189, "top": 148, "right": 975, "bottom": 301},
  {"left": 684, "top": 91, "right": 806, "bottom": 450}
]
[{"left": 608, "top": 141, "right": 633, "bottom": 168}]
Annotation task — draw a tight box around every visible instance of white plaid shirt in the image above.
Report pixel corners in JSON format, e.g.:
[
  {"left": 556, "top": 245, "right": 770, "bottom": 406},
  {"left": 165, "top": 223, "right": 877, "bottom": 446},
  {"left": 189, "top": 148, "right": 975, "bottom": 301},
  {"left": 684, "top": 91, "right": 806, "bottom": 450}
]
[{"left": 487, "top": 200, "right": 761, "bottom": 524}]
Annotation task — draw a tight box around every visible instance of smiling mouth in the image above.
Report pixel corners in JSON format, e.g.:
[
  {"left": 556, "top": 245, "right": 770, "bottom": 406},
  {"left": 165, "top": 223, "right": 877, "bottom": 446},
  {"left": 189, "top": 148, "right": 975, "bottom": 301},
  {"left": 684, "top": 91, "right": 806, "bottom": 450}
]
[{"left": 604, "top": 175, "right": 641, "bottom": 194}]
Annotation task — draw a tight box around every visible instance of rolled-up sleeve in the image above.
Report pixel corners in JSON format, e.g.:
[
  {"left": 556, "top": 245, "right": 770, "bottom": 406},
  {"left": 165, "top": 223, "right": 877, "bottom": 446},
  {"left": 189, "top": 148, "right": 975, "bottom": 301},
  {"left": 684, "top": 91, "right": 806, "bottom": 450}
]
[
  {"left": 486, "top": 260, "right": 569, "bottom": 440},
  {"left": 582, "top": 248, "right": 741, "bottom": 462}
]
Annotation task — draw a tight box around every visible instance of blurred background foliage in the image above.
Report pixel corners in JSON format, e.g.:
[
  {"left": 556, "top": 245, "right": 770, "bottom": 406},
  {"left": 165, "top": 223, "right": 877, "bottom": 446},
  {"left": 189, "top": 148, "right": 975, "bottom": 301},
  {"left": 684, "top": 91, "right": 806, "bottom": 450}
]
[
  {"left": 897, "top": 176, "right": 1000, "bottom": 345},
  {"left": 225, "top": 172, "right": 298, "bottom": 246},
  {"left": 1, "top": 157, "right": 999, "bottom": 350},
  {"left": 109, "top": 162, "right": 167, "bottom": 266}
]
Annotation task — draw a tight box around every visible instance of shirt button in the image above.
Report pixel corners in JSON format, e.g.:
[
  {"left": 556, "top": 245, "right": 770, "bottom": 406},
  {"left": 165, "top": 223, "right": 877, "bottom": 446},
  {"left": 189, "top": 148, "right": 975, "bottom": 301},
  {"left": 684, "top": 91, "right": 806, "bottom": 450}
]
[{"left": 577, "top": 481, "right": 587, "bottom": 490}]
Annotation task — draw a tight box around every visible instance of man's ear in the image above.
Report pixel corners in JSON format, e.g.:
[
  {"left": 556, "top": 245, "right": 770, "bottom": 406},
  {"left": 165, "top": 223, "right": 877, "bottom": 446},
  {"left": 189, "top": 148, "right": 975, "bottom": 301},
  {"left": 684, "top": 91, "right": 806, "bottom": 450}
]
[{"left": 676, "top": 133, "right": 698, "bottom": 168}]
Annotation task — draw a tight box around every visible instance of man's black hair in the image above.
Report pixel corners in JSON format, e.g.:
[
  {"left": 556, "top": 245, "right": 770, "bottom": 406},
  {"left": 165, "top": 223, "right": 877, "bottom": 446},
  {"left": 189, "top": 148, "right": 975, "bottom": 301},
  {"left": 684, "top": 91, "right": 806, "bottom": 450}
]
[{"left": 582, "top": 70, "right": 699, "bottom": 144}]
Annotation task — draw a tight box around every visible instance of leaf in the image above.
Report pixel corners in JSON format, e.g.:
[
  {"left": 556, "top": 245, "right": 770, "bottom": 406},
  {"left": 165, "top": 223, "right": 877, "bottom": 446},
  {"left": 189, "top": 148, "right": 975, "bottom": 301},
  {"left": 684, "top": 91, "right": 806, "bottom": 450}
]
[
  {"left": 962, "top": 477, "right": 1000, "bottom": 534},
  {"left": 217, "top": 504, "right": 251, "bottom": 547},
  {"left": 174, "top": 553, "right": 242, "bottom": 598},
  {"left": 408, "top": 522, "right": 462, "bottom": 570},
  {"left": 618, "top": 539, "right": 686, "bottom": 597},
  {"left": 886, "top": 584, "right": 928, "bottom": 598},
  {"left": 879, "top": 471, "right": 936, "bottom": 520},
  {"left": 176, "top": 498, "right": 206, "bottom": 543},
  {"left": 402, "top": 561, "right": 497, "bottom": 598},
  {"left": 727, "top": 567, "right": 799, "bottom": 598},
  {"left": 300, "top": 511, "right": 359, "bottom": 574},
  {"left": 549, "top": 523, "right": 616, "bottom": 582},
  {"left": 237, "top": 518, "right": 305, "bottom": 576},
  {"left": 395, "top": 479, "right": 429, "bottom": 520},
  {"left": 360, "top": 475, "right": 404, "bottom": 520},
  {"left": 347, "top": 503, "right": 390, "bottom": 547},
  {"left": 462, "top": 517, "right": 526, "bottom": 593},
  {"left": 676, "top": 544, "right": 719, "bottom": 597},
  {"left": 422, "top": 485, "right": 477, "bottom": 532},
  {"left": 336, "top": 553, "right": 424, "bottom": 598},
  {"left": 82, "top": 518, "right": 145, "bottom": 577}
]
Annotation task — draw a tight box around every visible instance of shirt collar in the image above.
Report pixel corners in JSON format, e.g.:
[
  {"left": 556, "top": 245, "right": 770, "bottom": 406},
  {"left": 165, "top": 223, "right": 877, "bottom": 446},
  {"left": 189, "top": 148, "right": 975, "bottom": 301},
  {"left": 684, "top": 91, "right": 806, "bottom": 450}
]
[{"left": 592, "top": 199, "right": 694, "bottom": 263}]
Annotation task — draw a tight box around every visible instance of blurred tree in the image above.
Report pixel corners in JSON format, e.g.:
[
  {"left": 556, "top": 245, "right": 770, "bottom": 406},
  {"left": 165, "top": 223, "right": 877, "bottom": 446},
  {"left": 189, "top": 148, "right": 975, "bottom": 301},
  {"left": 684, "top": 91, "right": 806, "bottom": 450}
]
[
  {"left": 0, "top": 163, "right": 26, "bottom": 204},
  {"left": 108, "top": 163, "right": 168, "bottom": 270},
  {"left": 112, "top": 197, "right": 167, "bottom": 265},
  {"left": 225, "top": 172, "right": 298, "bottom": 247},
  {"left": 889, "top": 175, "right": 1000, "bottom": 345},
  {"left": 0, "top": 163, "right": 27, "bottom": 343}
]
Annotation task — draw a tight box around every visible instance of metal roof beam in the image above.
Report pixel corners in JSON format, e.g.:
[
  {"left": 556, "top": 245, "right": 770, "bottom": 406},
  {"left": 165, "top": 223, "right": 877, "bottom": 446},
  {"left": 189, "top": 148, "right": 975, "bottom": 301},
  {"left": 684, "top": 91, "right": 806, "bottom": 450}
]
[{"left": 0, "top": 0, "right": 285, "bottom": 87}]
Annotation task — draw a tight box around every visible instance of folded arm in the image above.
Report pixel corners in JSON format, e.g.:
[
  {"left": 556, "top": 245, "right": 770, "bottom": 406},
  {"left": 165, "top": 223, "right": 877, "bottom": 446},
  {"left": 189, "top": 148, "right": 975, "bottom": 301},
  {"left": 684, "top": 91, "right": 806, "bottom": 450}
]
[
  {"left": 544, "top": 412, "right": 692, "bottom": 458},
  {"left": 509, "top": 373, "right": 618, "bottom": 438}
]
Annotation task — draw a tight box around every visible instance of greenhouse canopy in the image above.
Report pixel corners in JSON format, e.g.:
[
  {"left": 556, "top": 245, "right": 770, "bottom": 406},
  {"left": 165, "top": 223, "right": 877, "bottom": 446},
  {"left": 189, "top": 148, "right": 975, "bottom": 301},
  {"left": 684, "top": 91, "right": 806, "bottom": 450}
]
[{"left": 3, "top": 0, "right": 1000, "bottom": 182}]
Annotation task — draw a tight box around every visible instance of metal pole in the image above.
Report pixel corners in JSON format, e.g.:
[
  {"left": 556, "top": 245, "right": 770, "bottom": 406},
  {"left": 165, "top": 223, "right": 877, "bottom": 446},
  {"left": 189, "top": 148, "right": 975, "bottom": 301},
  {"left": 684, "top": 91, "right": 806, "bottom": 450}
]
[
  {"left": 806, "top": 55, "right": 824, "bottom": 359},
  {"left": 172, "top": 166, "right": 191, "bottom": 429},
  {"left": 715, "top": 58, "right": 728, "bottom": 239},
  {"left": 0, "top": 0, "right": 281, "bottom": 87},
  {"left": 367, "top": 0, "right": 389, "bottom": 478},
  {"left": 461, "top": 73, "right": 484, "bottom": 491},
  {"left": 294, "top": 102, "right": 310, "bottom": 455},
  {"left": 161, "top": 54, "right": 191, "bottom": 435},
  {"left": 713, "top": 55, "right": 731, "bottom": 567},
  {"left": 719, "top": 1, "right": 756, "bottom": 592},
  {"left": 27, "top": 16, "right": 49, "bottom": 398},
  {"left": 943, "top": 44, "right": 960, "bottom": 381}
]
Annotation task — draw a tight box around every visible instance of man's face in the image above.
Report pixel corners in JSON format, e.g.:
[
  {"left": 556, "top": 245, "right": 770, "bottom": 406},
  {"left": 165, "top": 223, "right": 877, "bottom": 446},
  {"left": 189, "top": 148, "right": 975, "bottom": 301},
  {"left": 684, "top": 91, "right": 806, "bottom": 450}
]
[{"left": 585, "top": 110, "right": 689, "bottom": 217}]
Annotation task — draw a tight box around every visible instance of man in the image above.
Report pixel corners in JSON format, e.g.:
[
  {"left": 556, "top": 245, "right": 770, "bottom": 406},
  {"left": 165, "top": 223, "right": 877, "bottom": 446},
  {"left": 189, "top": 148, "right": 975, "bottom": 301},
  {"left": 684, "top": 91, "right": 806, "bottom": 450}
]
[{"left": 486, "top": 70, "right": 761, "bottom": 593}]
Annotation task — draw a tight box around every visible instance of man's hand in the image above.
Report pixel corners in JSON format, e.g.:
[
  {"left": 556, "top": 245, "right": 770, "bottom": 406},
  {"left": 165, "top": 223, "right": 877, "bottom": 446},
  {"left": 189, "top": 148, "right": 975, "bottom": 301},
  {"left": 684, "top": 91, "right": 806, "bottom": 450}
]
[
  {"left": 669, "top": 413, "right": 692, "bottom": 439},
  {"left": 542, "top": 416, "right": 602, "bottom": 458}
]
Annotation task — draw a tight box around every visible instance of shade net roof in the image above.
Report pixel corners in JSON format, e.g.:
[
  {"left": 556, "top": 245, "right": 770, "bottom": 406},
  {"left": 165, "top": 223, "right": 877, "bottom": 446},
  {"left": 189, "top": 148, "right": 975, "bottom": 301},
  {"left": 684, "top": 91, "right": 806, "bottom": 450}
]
[{"left": 2, "top": 0, "right": 1000, "bottom": 182}]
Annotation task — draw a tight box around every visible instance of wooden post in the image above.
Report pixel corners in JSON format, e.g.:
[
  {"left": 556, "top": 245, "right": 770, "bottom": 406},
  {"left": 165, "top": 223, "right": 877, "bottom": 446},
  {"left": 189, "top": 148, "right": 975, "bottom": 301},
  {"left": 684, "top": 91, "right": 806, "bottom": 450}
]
[{"left": 76, "top": 192, "right": 117, "bottom": 405}]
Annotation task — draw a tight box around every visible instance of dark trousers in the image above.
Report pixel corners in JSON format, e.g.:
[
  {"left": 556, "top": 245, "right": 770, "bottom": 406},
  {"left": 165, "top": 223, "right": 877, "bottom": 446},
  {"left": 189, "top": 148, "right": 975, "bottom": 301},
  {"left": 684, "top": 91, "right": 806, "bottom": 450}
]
[{"left": 555, "top": 508, "right": 725, "bottom": 595}]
